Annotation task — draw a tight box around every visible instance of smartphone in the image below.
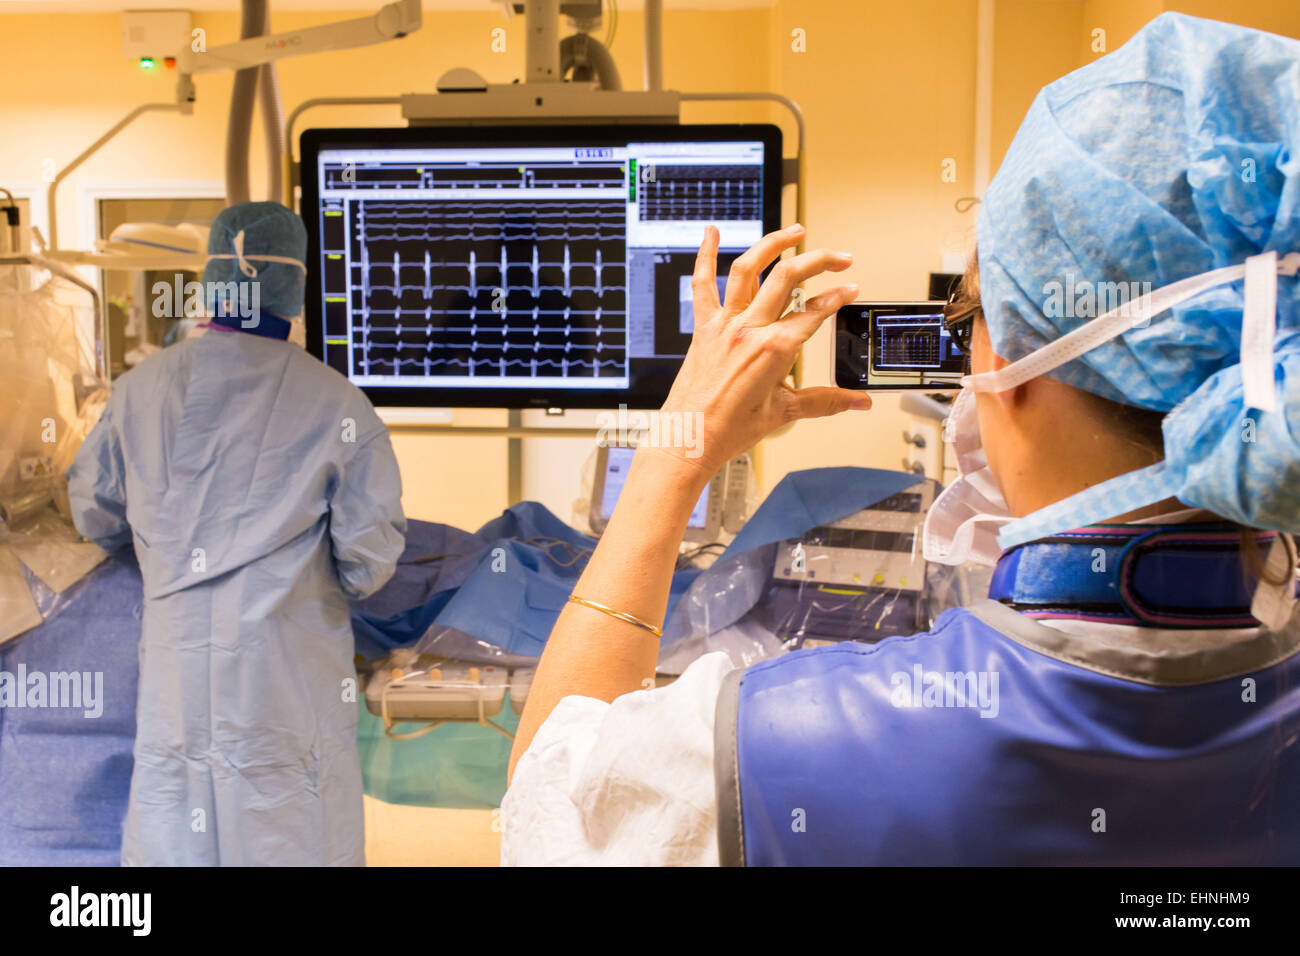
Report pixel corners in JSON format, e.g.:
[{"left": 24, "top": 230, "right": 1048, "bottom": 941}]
[{"left": 834, "top": 302, "right": 965, "bottom": 390}]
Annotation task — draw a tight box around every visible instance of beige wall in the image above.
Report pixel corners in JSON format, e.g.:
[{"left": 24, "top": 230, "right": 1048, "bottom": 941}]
[
  {"left": 760, "top": 0, "right": 978, "bottom": 484},
  {"left": 6, "top": 0, "right": 1300, "bottom": 865},
  {"left": 1165, "top": 0, "right": 1300, "bottom": 36},
  {"left": 991, "top": 0, "right": 1084, "bottom": 169},
  {"left": 0, "top": 6, "right": 775, "bottom": 528},
  {"left": 9, "top": 1, "right": 1297, "bottom": 516}
]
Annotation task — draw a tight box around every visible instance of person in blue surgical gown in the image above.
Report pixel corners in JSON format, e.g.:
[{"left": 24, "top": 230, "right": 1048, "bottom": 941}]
[{"left": 67, "top": 202, "right": 406, "bottom": 866}]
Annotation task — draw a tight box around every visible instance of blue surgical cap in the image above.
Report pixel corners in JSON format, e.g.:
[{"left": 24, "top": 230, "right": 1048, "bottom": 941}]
[
  {"left": 979, "top": 12, "right": 1300, "bottom": 534},
  {"left": 203, "top": 201, "right": 307, "bottom": 320}
]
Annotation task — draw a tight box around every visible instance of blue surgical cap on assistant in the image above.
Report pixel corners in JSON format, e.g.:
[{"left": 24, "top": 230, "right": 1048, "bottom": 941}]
[
  {"left": 977, "top": 12, "right": 1300, "bottom": 537},
  {"left": 203, "top": 201, "right": 307, "bottom": 322}
]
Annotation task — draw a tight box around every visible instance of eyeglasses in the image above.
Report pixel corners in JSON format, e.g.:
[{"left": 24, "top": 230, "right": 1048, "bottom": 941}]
[{"left": 943, "top": 291, "right": 980, "bottom": 372}]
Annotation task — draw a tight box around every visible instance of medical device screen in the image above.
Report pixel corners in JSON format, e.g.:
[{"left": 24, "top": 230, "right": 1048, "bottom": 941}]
[
  {"left": 600, "top": 445, "right": 710, "bottom": 529},
  {"left": 834, "top": 302, "right": 965, "bottom": 390},
  {"left": 300, "top": 125, "right": 782, "bottom": 408}
]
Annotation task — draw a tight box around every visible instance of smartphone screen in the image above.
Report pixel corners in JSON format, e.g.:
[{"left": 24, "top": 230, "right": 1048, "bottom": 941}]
[{"left": 835, "top": 302, "right": 964, "bottom": 390}]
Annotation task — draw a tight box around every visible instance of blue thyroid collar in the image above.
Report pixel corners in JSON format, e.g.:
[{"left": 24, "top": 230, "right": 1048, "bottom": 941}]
[
  {"left": 209, "top": 310, "right": 292, "bottom": 340},
  {"left": 989, "top": 523, "right": 1291, "bottom": 628}
]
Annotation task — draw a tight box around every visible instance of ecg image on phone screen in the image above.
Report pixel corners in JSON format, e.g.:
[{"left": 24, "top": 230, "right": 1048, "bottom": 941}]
[{"left": 834, "top": 302, "right": 965, "bottom": 390}]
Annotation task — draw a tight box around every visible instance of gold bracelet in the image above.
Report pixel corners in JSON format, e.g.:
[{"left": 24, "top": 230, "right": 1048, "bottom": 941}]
[{"left": 566, "top": 594, "right": 664, "bottom": 637}]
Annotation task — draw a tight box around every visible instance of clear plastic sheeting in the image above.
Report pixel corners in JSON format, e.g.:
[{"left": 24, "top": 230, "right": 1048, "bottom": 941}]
[
  {"left": 8, "top": 509, "right": 108, "bottom": 596},
  {"left": 355, "top": 641, "right": 533, "bottom": 809},
  {"left": 658, "top": 477, "right": 990, "bottom": 670},
  {"left": 353, "top": 469, "right": 990, "bottom": 809},
  {"left": 409, "top": 625, "right": 548, "bottom": 669},
  {"left": 357, "top": 697, "right": 518, "bottom": 810},
  {"left": 0, "top": 546, "right": 41, "bottom": 640},
  {"left": 657, "top": 617, "right": 788, "bottom": 675},
  {"left": 0, "top": 261, "right": 110, "bottom": 644}
]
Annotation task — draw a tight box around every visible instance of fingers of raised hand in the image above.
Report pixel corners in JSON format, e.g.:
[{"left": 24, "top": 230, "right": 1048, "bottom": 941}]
[
  {"left": 771, "top": 283, "right": 859, "bottom": 342},
  {"left": 691, "top": 225, "right": 722, "bottom": 321},
  {"left": 723, "top": 224, "right": 806, "bottom": 312},
  {"left": 786, "top": 385, "right": 872, "bottom": 423},
  {"left": 747, "top": 249, "right": 853, "bottom": 323}
]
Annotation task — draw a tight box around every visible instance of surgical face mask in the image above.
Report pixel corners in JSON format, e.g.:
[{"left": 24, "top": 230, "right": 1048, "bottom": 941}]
[
  {"left": 964, "top": 250, "right": 1300, "bottom": 552},
  {"left": 921, "top": 387, "right": 1013, "bottom": 566}
]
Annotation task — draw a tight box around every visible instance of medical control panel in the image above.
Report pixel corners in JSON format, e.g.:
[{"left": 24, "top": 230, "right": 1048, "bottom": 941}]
[{"left": 764, "top": 485, "right": 936, "bottom": 644}]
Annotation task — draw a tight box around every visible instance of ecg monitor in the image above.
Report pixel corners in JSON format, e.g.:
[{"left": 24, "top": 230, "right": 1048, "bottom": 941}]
[
  {"left": 834, "top": 302, "right": 965, "bottom": 390},
  {"left": 300, "top": 125, "right": 782, "bottom": 408}
]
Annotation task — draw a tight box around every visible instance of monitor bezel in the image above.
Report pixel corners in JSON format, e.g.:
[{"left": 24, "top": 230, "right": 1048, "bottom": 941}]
[{"left": 299, "top": 123, "right": 784, "bottom": 409}]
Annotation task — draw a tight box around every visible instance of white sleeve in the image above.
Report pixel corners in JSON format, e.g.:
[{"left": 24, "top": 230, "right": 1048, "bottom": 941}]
[{"left": 500, "top": 651, "right": 737, "bottom": 867}]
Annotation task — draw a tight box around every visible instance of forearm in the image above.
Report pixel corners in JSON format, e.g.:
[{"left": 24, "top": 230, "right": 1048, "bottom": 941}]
[
  {"left": 508, "top": 448, "right": 710, "bottom": 780},
  {"left": 506, "top": 223, "right": 861, "bottom": 782}
]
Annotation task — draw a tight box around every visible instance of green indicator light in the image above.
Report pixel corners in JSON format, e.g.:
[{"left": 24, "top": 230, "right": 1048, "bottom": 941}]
[{"left": 139, "top": 57, "right": 156, "bottom": 71}]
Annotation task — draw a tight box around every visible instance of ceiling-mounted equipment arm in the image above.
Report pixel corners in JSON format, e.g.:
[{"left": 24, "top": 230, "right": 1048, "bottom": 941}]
[
  {"left": 644, "top": 0, "right": 662, "bottom": 91},
  {"left": 43, "top": 1, "right": 418, "bottom": 254},
  {"left": 226, "top": 0, "right": 268, "bottom": 207},
  {"left": 177, "top": 0, "right": 421, "bottom": 75},
  {"left": 46, "top": 99, "right": 193, "bottom": 251}
]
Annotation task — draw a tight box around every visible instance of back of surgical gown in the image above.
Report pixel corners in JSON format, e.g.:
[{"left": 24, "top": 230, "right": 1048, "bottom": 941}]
[{"left": 67, "top": 330, "right": 406, "bottom": 866}]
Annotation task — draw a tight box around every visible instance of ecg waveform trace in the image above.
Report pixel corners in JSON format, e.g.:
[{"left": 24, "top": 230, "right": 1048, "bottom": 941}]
[
  {"left": 638, "top": 164, "right": 762, "bottom": 221},
  {"left": 347, "top": 198, "right": 628, "bottom": 380},
  {"left": 877, "top": 326, "right": 944, "bottom": 368},
  {"left": 323, "top": 160, "right": 625, "bottom": 192}
]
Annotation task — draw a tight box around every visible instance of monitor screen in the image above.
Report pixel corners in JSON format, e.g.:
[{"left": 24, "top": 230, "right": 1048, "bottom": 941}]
[
  {"left": 835, "top": 302, "right": 965, "bottom": 389},
  {"left": 600, "top": 445, "right": 711, "bottom": 529},
  {"left": 299, "top": 125, "right": 783, "bottom": 408}
]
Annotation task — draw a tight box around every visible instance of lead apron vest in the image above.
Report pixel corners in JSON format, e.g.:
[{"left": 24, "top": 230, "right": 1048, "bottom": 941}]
[{"left": 714, "top": 535, "right": 1300, "bottom": 865}]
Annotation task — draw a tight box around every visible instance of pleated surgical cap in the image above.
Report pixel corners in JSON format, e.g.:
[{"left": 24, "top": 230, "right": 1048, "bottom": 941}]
[
  {"left": 202, "top": 201, "right": 307, "bottom": 320},
  {"left": 977, "top": 12, "right": 1300, "bottom": 534}
]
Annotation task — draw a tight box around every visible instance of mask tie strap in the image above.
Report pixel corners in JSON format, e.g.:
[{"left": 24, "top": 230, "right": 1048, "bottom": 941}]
[
  {"left": 996, "top": 462, "right": 1181, "bottom": 551},
  {"left": 978, "top": 251, "right": 1300, "bottom": 551},
  {"left": 231, "top": 230, "right": 258, "bottom": 278},
  {"left": 203, "top": 239, "right": 308, "bottom": 275},
  {"left": 963, "top": 254, "right": 1300, "bottom": 395}
]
